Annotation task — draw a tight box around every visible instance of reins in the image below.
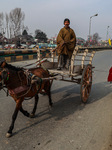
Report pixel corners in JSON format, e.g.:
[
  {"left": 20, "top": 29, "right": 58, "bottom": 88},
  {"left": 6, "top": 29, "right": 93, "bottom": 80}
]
[
  {"left": 14, "top": 76, "right": 43, "bottom": 99},
  {"left": 0, "top": 66, "right": 42, "bottom": 99},
  {"left": 14, "top": 83, "right": 33, "bottom": 99}
]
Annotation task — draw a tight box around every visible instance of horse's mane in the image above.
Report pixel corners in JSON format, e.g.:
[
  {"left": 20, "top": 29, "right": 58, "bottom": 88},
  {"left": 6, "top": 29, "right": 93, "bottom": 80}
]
[{"left": 5, "top": 63, "right": 24, "bottom": 71}]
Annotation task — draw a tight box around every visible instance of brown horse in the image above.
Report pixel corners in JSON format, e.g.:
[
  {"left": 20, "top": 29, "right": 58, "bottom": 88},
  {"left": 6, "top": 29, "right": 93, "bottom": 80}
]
[{"left": 0, "top": 61, "right": 53, "bottom": 137}]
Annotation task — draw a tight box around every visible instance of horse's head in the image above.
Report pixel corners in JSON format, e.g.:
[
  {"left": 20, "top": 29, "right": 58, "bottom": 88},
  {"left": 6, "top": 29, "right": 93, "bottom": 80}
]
[{"left": 0, "top": 60, "right": 8, "bottom": 90}]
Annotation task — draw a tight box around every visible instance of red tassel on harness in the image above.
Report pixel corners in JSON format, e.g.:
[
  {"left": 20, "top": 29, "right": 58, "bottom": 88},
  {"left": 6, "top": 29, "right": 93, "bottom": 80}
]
[{"left": 108, "top": 67, "right": 112, "bottom": 82}]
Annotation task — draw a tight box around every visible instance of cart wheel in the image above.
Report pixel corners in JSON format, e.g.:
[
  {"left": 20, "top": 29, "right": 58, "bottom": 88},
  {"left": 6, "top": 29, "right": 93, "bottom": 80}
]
[{"left": 80, "top": 64, "right": 92, "bottom": 103}]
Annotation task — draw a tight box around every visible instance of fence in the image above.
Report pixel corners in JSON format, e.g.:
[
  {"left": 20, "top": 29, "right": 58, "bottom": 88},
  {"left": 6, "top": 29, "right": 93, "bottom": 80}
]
[{"left": 0, "top": 46, "right": 111, "bottom": 63}]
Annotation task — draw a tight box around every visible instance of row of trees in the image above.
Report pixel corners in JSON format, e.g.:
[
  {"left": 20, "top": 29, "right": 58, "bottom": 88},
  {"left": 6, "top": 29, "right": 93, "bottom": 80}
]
[
  {"left": 86, "top": 33, "right": 101, "bottom": 46},
  {"left": 0, "top": 8, "right": 48, "bottom": 43},
  {"left": 0, "top": 8, "right": 25, "bottom": 38},
  {"left": 0, "top": 7, "right": 102, "bottom": 46}
]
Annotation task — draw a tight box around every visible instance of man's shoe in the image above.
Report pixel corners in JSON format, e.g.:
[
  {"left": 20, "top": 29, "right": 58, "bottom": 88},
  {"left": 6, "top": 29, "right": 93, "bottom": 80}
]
[
  {"left": 57, "top": 67, "right": 61, "bottom": 70},
  {"left": 62, "top": 67, "right": 68, "bottom": 71}
]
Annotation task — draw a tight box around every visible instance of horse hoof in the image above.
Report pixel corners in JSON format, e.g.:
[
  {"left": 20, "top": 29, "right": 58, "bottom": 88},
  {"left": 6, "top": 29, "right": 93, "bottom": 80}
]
[
  {"left": 50, "top": 103, "right": 53, "bottom": 107},
  {"left": 30, "top": 113, "right": 35, "bottom": 118},
  {"left": 48, "top": 105, "right": 52, "bottom": 111},
  {"left": 6, "top": 133, "right": 12, "bottom": 138}
]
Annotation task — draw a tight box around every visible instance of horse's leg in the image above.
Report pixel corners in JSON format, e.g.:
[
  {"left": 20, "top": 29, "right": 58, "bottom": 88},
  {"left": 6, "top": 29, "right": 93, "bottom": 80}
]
[
  {"left": 20, "top": 106, "right": 30, "bottom": 117},
  {"left": 6, "top": 108, "right": 19, "bottom": 138},
  {"left": 6, "top": 99, "right": 22, "bottom": 138},
  {"left": 30, "top": 93, "right": 39, "bottom": 118},
  {"left": 44, "top": 82, "right": 53, "bottom": 107},
  {"left": 47, "top": 89, "right": 53, "bottom": 107}
]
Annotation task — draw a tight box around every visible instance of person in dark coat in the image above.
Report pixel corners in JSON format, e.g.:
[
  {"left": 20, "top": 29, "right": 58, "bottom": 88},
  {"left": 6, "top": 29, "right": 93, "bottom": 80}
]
[{"left": 56, "top": 18, "right": 76, "bottom": 70}]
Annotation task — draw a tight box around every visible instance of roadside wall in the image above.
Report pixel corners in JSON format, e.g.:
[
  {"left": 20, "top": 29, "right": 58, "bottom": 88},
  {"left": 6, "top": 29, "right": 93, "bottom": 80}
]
[
  {"left": 0, "top": 48, "right": 52, "bottom": 63},
  {"left": 0, "top": 46, "right": 112, "bottom": 63}
]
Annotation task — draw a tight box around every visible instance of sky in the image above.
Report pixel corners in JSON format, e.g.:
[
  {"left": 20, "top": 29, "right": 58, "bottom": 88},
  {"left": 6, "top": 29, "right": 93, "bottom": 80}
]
[{"left": 0, "top": 0, "right": 112, "bottom": 40}]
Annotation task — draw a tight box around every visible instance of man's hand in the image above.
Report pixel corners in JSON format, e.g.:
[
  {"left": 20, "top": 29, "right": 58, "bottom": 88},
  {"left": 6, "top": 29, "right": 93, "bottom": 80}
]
[{"left": 60, "top": 40, "right": 65, "bottom": 46}]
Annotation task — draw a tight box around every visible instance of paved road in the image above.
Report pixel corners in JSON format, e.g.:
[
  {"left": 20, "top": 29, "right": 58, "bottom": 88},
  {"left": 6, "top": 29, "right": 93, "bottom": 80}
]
[{"left": 0, "top": 50, "right": 112, "bottom": 150}]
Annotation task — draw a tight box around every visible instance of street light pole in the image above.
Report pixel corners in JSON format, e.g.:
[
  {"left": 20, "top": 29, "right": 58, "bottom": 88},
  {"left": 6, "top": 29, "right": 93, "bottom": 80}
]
[
  {"left": 89, "top": 13, "right": 98, "bottom": 43},
  {"left": 106, "top": 26, "right": 109, "bottom": 41},
  {"left": 89, "top": 16, "right": 92, "bottom": 38}
]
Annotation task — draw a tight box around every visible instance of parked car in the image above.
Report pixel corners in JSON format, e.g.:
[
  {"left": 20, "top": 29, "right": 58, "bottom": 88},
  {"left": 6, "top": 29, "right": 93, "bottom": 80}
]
[
  {"left": 28, "top": 44, "right": 36, "bottom": 49},
  {"left": 0, "top": 45, "right": 3, "bottom": 50},
  {"left": 48, "top": 44, "right": 57, "bottom": 48},
  {"left": 20, "top": 44, "right": 28, "bottom": 49},
  {"left": 10, "top": 44, "right": 16, "bottom": 49},
  {"left": 4, "top": 44, "right": 11, "bottom": 50}
]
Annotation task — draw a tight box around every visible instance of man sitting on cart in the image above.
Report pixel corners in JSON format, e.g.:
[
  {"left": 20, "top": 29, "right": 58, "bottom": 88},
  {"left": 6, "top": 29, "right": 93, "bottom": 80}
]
[{"left": 56, "top": 18, "right": 76, "bottom": 70}]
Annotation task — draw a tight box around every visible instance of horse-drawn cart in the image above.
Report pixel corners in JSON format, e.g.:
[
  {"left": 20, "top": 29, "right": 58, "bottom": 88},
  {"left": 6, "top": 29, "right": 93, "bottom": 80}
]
[
  {"left": 37, "top": 47, "right": 95, "bottom": 103},
  {"left": 0, "top": 46, "right": 95, "bottom": 137}
]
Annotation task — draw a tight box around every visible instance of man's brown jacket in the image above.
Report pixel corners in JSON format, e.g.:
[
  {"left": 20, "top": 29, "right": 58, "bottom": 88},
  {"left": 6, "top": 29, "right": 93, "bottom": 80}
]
[{"left": 56, "top": 27, "right": 76, "bottom": 57}]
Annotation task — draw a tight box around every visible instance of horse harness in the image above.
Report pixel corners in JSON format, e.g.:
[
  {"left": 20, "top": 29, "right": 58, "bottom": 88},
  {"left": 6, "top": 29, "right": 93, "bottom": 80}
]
[
  {"left": 0, "top": 68, "right": 9, "bottom": 87},
  {"left": 0, "top": 67, "right": 42, "bottom": 99}
]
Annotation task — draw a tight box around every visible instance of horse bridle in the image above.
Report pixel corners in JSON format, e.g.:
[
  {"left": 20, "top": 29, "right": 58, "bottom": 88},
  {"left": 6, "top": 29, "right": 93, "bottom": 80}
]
[{"left": 0, "top": 68, "right": 9, "bottom": 89}]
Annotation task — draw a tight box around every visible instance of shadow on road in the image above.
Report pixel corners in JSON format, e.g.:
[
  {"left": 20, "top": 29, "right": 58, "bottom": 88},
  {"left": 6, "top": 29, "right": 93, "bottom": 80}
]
[
  {"left": 90, "top": 81, "right": 112, "bottom": 103},
  {"left": 10, "top": 81, "right": 112, "bottom": 137}
]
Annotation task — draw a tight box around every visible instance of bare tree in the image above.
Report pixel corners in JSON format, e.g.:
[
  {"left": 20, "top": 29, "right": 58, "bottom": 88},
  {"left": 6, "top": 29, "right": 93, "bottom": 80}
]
[
  {"left": 9, "top": 8, "right": 25, "bottom": 37},
  {"left": 22, "top": 25, "right": 29, "bottom": 34},
  {"left": 0, "top": 12, "right": 4, "bottom": 34},
  {"left": 35, "top": 29, "right": 48, "bottom": 43},
  {"left": 92, "top": 33, "right": 101, "bottom": 45},
  {"left": 5, "top": 13, "right": 9, "bottom": 39}
]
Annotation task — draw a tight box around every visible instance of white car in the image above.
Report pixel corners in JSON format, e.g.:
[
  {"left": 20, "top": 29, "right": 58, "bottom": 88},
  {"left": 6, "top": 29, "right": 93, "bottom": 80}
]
[
  {"left": 28, "top": 44, "right": 36, "bottom": 49},
  {"left": 20, "top": 44, "right": 28, "bottom": 49}
]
